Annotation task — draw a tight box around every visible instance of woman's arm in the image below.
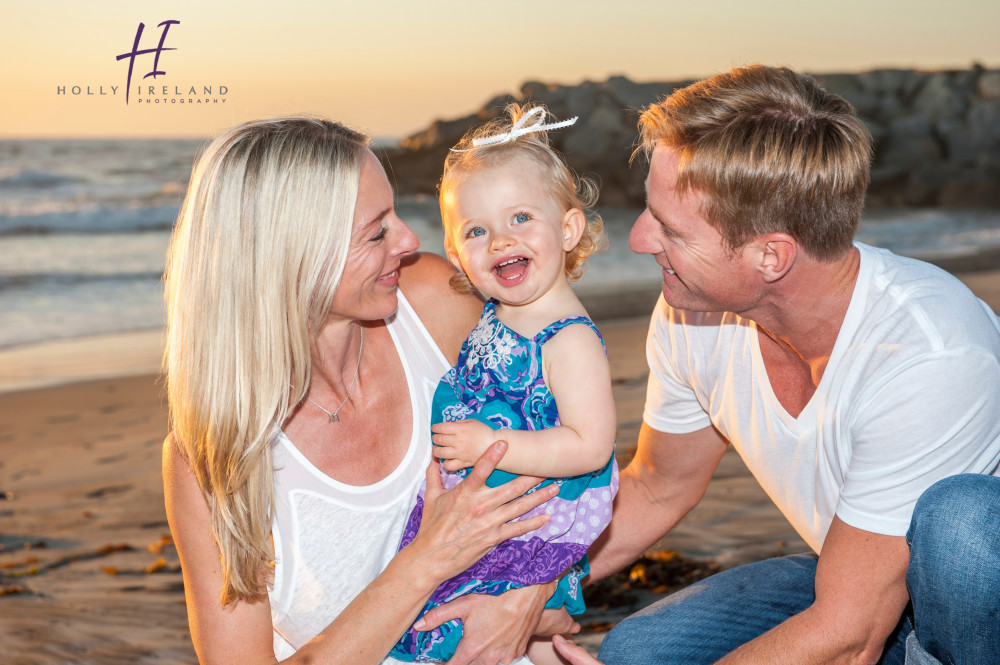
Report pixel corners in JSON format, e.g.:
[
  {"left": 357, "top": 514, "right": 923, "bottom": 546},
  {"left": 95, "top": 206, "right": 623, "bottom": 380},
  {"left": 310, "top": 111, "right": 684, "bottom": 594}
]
[
  {"left": 432, "top": 324, "right": 617, "bottom": 477},
  {"left": 164, "top": 436, "right": 556, "bottom": 665}
]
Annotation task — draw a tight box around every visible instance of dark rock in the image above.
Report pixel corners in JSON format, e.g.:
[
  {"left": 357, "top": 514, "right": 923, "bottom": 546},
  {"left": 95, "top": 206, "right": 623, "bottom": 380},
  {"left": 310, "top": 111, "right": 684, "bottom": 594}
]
[
  {"left": 604, "top": 75, "right": 678, "bottom": 111},
  {"left": 859, "top": 69, "right": 923, "bottom": 99},
  {"left": 840, "top": 89, "right": 881, "bottom": 118},
  {"left": 879, "top": 115, "right": 942, "bottom": 168},
  {"left": 935, "top": 118, "right": 978, "bottom": 166},
  {"left": 381, "top": 66, "right": 1000, "bottom": 209},
  {"left": 977, "top": 71, "right": 1000, "bottom": 100},
  {"left": 912, "top": 73, "right": 967, "bottom": 124},
  {"left": 939, "top": 171, "right": 1000, "bottom": 207},
  {"left": 967, "top": 99, "right": 1000, "bottom": 164}
]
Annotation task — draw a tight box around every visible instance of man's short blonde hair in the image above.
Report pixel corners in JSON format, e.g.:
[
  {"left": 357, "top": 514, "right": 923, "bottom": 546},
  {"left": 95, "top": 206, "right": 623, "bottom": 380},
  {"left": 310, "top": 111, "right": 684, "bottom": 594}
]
[{"left": 639, "top": 65, "right": 872, "bottom": 260}]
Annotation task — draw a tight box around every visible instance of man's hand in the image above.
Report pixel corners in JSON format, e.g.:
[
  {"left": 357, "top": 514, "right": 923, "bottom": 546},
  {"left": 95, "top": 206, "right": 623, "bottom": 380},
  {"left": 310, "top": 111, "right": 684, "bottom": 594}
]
[
  {"left": 553, "top": 635, "right": 603, "bottom": 665},
  {"left": 432, "top": 420, "right": 498, "bottom": 472},
  {"left": 414, "top": 582, "right": 576, "bottom": 665}
]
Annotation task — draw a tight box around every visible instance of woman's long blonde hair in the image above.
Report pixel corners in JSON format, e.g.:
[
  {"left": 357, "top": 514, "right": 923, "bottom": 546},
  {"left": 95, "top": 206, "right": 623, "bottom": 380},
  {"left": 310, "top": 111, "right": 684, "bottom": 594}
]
[{"left": 164, "top": 116, "right": 369, "bottom": 605}]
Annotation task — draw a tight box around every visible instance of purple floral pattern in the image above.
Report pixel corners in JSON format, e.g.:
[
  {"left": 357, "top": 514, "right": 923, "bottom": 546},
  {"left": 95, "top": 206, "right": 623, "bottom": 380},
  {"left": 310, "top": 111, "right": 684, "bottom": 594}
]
[{"left": 391, "top": 301, "right": 618, "bottom": 662}]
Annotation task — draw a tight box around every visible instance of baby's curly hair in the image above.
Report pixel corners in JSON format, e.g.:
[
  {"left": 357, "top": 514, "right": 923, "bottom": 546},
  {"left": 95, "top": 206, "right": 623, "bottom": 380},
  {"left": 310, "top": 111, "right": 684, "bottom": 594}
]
[{"left": 440, "top": 103, "right": 606, "bottom": 293}]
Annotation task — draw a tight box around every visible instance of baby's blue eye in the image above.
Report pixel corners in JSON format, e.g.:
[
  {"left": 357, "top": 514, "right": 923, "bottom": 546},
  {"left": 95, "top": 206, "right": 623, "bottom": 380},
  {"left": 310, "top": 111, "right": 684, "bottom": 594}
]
[
  {"left": 467, "top": 227, "right": 485, "bottom": 238},
  {"left": 514, "top": 212, "right": 530, "bottom": 224}
]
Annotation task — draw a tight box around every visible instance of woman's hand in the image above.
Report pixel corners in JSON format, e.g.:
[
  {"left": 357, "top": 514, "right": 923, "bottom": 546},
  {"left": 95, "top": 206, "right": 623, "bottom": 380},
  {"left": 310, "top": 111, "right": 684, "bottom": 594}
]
[
  {"left": 413, "top": 582, "right": 580, "bottom": 665},
  {"left": 553, "top": 635, "right": 604, "bottom": 665},
  {"left": 408, "top": 440, "right": 557, "bottom": 582},
  {"left": 432, "top": 419, "right": 498, "bottom": 471}
]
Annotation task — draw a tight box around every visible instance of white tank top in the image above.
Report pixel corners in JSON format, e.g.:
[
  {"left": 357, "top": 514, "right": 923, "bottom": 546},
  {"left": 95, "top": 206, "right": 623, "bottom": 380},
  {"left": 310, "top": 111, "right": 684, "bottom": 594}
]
[{"left": 269, "top": 291, "right": 449, "bottom": 660}]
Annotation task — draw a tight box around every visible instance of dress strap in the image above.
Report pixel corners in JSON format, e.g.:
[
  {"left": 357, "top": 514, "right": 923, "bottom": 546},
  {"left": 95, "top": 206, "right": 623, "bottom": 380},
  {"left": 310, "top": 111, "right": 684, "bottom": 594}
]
[{"left": 533, "top": 315, "right": 605, "bottom": 351}]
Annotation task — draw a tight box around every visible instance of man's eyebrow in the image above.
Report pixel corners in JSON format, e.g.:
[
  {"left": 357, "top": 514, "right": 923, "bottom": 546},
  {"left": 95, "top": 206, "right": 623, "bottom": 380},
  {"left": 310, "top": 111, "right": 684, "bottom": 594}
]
[{"left": 647, "top": 202, "right": 667, "bottom": 225}]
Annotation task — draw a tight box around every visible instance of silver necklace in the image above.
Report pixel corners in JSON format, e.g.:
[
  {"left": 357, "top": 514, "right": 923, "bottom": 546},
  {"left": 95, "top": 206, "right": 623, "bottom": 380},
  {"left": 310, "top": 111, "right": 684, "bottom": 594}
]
[{"left": 305, "top": 328, "right": 364, "bottom": 424}]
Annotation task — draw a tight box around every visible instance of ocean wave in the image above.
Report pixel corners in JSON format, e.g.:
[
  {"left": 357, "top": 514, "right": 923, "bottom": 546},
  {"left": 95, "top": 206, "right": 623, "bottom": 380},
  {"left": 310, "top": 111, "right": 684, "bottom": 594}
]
[
  {"left": 0, "top": 206, "right": 179, "bottom": 236},
  {"left": 0, "top": 168, "right": 82, "bottom": 189},
  {"left": 0, "top": 271, "right": 164, "bottom": 291}
]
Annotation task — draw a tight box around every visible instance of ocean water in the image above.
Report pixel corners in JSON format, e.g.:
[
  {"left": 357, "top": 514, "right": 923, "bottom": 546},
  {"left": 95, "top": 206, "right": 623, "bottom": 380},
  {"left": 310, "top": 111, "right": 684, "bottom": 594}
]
[{"left": 2, "top": 138, "right": 1000, "bottom": 350}]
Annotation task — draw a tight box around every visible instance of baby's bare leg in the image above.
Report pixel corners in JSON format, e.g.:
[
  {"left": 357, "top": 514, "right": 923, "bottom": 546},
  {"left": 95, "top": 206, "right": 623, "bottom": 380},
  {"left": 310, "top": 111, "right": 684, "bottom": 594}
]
[{"left": 526, "top": 636, "right": 572, "bottom": 665}]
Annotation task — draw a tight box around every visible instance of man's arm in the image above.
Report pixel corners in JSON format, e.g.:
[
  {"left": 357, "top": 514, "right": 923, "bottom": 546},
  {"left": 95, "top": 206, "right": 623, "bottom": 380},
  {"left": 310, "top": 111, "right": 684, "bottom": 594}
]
[
  {"left": 714, "top": 517, "right": 910, "bottom": 665},
  {"left": 586, "top": 422, "right": 728, "bottom": 581}
]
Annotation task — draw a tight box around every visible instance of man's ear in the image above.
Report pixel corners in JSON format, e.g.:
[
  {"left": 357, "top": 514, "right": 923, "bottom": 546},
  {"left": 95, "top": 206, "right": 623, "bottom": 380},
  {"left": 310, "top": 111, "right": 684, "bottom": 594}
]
[
  {"left": 758, "top": 233, "right": 796, "bottom": 283},
  {"left": 561, "top": 208, "right": 587, "bottom": 252}
]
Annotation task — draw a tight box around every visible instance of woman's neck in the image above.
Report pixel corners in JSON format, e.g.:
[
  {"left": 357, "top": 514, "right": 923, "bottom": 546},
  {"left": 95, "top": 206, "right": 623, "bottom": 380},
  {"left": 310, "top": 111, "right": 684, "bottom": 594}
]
[{"left": 309, "top": 320, "right": 366, "bottom": 396}]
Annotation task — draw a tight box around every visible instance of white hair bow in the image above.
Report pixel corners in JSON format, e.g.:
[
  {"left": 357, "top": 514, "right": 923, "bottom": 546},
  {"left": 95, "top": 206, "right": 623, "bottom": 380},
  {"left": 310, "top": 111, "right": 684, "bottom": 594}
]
[{"left": 450, "top": 107, "right": 578, "bottom": 152}]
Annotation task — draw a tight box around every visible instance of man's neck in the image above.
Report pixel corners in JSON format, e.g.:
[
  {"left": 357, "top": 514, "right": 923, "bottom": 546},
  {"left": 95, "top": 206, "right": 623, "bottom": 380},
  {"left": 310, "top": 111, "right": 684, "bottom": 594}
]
[{"left": 751, "top": 245, "right": 861, "bottom": 371}]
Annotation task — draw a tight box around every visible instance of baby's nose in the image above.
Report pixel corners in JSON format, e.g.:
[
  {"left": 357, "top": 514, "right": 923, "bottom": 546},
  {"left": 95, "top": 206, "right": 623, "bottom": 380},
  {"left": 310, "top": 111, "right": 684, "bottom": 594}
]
[{"left": 491, "top": 232, "right": 515, "bottom": 250}]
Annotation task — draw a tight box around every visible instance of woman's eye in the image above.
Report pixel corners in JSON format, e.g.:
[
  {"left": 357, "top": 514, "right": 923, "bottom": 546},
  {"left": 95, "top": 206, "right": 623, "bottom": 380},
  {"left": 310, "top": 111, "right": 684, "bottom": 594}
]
[
  {"left": 370, "top": 226, "right": 388, "bottom": 242},
  {"left": 466, "top": 227, "right": 485, "bottom": 238},
  {"left": 513, "top": 212, "right": 530, "bottom": 224}
]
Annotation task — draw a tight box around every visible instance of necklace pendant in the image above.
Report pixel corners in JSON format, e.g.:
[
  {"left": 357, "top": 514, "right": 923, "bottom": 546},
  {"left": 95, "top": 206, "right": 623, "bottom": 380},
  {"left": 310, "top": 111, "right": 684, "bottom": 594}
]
[{"left": 328, "top": 413, "right": 339, "bottom": 424}]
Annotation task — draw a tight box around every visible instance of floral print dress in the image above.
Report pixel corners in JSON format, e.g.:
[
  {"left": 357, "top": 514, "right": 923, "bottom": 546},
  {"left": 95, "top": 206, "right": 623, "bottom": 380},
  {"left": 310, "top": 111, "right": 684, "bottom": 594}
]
[{"left": 391, "top": 300, "right": 619, "bottom": 662}]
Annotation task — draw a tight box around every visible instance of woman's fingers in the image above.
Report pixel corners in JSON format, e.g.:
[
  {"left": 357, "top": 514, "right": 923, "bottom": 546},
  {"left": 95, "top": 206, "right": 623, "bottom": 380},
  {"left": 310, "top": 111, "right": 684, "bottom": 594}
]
[
  {"left": 497, "top": 503, "right": 553, "bottom": 541},
  {"left": 413, "top": 439, "right": 562, "bottom": 576},
  {"left": 462, "top": 440, "right": 508, "bottom": 487},
  {"left": 422, "top": 458, "right": 445, "bottom": 507},
  {"left": 498, "top": 482, "right": 558, "bottom": 521},
  {"left": 494, "top": 471, "right": 547, "bottom": 502},
  {"left": 413, "top": 594, "right": 473, "bottom": 631}
]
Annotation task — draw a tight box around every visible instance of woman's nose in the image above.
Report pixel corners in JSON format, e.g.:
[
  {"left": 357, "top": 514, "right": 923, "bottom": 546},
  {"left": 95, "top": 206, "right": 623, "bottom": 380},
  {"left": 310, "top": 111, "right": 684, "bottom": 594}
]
[{"left": 394, "top": 218, "right": 420, "bottom": 256}]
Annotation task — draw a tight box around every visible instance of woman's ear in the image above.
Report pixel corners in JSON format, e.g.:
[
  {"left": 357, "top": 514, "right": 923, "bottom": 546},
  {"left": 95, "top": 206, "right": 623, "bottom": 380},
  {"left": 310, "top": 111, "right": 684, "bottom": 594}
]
[{"left": 561, "top": 208, "right": 587, "bottom": 252}]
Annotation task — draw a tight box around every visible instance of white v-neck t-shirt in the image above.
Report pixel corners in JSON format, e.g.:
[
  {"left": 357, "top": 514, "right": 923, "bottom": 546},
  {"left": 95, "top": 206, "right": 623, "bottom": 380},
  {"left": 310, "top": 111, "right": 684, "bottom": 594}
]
[
  {"left": 268, "top": 291, "right": 448, "bottom": 660},
  {"left": 644, "top": 242, "right": 1000, "bottom": 552}
]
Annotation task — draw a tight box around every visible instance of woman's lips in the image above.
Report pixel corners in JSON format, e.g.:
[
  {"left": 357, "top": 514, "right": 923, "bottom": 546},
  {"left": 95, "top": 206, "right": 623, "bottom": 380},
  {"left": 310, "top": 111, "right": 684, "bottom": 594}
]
[{"left": 377, "top": 269, "right": 399, "bottom": 287}]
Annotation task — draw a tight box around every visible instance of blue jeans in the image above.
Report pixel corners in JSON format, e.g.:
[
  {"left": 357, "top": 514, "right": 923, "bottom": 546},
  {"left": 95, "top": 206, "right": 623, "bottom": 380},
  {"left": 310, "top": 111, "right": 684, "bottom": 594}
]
[{"left": 599, "top": 474, "right": 1000, "bottom": 665}]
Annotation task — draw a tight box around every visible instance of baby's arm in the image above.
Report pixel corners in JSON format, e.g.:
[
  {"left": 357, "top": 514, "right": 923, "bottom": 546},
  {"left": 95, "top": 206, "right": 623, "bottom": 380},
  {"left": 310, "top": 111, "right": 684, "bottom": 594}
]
[{"left": 432, "top": 324, "right": 616, "bottom": 477}]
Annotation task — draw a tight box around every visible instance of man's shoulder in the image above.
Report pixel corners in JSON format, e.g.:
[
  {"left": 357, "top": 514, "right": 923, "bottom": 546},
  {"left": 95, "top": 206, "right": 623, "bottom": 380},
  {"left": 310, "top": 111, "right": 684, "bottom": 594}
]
[
  {"left": 858, "top": 243, "right": 999, "bottom": 347},
  {"left": 646, "top": 296, "right": 754, "bottom": 375}
]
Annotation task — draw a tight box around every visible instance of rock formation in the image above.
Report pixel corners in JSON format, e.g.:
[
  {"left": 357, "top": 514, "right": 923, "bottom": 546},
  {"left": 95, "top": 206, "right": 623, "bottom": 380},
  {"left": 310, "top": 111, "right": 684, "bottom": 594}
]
[{"left": 379, "top": 66, "right": 1000, "bottom": 209}]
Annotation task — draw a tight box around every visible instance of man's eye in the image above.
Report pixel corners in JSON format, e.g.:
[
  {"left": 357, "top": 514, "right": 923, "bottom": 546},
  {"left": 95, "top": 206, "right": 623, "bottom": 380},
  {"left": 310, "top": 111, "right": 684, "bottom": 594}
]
[{"left": 514, "top": 212, "right": 530, "bottom": 224}]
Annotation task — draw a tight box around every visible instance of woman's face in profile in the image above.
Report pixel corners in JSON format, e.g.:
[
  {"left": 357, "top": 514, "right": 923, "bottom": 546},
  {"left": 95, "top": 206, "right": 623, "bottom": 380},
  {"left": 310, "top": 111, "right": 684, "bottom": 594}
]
[{"left": 326, "top": 152, "right": 419, "bottom": 324}]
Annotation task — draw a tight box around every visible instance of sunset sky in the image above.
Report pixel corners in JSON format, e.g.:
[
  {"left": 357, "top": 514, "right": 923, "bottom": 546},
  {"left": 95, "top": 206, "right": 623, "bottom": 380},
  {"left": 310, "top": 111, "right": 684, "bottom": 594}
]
[{"left": 2, "top": 0, "right": 998, "bottom": 140}]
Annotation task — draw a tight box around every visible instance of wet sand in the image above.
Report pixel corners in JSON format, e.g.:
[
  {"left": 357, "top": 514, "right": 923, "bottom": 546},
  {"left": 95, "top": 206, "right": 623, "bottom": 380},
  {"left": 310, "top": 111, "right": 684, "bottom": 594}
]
[{"left": 2, "top": 268, "right": 999, "bottom": 662}]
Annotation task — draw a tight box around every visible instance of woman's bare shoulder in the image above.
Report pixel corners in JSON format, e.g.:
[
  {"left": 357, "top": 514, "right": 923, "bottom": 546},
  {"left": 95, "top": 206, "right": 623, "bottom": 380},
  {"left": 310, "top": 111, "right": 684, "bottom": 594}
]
[{"left": 398, "top": 253, "right": 481, "bottom": 363}]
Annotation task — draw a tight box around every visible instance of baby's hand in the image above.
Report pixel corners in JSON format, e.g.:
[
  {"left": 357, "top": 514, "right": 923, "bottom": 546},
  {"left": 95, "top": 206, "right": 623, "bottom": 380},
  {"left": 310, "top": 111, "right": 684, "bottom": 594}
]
[{"left": 432, "top": 420, "right": 498, "bottom": 472}]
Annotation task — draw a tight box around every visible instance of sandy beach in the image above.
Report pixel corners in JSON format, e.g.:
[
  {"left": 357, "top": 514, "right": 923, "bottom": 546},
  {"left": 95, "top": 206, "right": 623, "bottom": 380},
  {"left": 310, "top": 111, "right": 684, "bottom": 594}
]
[{"left": 2, "top": 268, "right": 999, "bottom": 663}]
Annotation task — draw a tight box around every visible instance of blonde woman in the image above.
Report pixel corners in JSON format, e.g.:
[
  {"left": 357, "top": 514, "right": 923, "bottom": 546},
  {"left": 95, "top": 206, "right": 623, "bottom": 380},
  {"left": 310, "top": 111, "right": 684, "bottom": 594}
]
[{"left": 162, "top": 117, "right": 572, "bottom": 665}]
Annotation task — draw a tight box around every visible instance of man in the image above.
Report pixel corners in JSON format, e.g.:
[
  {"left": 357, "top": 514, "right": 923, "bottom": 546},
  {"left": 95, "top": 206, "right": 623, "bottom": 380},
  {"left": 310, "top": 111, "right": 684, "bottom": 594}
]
[{"left": 555, "top": 65, "right": 1000, "bottom": 665}]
